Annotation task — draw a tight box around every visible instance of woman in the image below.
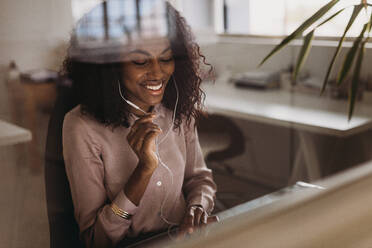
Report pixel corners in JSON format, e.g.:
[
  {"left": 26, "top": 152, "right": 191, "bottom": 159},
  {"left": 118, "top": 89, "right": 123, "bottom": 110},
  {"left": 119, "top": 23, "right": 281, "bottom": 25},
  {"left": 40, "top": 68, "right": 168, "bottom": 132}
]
[{"left": 62, "top": 1, "right": 217, "bottom": 247}]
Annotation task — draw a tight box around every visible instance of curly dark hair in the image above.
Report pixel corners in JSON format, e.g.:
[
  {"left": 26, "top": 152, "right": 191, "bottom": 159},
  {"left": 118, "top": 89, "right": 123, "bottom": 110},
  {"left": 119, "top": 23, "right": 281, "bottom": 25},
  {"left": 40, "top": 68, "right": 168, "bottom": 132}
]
[{"left": 62, "top": 1, "right": 212, "bottom": 130}]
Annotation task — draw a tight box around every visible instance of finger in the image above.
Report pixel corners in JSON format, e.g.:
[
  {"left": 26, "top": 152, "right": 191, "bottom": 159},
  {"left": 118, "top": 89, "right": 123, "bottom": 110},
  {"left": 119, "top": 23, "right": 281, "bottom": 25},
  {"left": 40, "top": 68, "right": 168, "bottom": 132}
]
[
  {"left": 177, "top": 224, "right": 193, "bottom": 239},
  {"left": 181, "top": 208, "right": 195, "bottom": 235},
  {"left": 141, "top": 128, "right": 162, "bottom": 152},
  {"left": 133, "top": 126, "right": 161, "bottom": 153},
  {"left": 206, "top": 215, "right": 219, "bottom": 224},
  {"left": 193, "top": 207, "right": 204, "bottom": 227},
  {"left": 201, "top": 212, "right": 208, "bottom": 228},
  {"left": 133, "top": 114, "right": 156, "bottom": 126},
  {"left": 131, "top": 122, "right": 160, "bottom": 140},
  {"left": 128, "top": 122, "right": 160, "bottom": 146},
  {"left": 127, "top": 114, "right": 156, "bottom": 140},
  {"left": 176, "top": 226, "right": 188, "bottom": 240},
  {"left": 176, "top": 228, "right": 194, "bottom": 241}
]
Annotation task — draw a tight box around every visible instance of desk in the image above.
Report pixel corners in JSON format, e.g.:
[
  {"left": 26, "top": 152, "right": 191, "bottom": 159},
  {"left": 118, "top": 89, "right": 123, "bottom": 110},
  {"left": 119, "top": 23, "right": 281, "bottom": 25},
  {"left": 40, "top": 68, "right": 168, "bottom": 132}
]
[
  {"left": 217, "top": 181, "right": 323, "bottom": 221},
  {"left": 0, "top": 119, "right": 32, "bottom": 146},
  {"left": 120, "top": 182, "right": 323, "bottom": 248},
  {"left": 202, "top": 74, "right": 372, "bottom": 182},
  {"left": 172, "top": 161, "right": 372, "bottom": 248}
]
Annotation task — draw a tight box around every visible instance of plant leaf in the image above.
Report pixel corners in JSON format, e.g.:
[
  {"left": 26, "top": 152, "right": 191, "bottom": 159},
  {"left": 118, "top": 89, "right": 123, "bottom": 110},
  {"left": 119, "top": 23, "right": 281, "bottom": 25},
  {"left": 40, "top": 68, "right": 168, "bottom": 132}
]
[
  {"left": 293, "top": 30, "right": 315, "bottom": 81},
  {"left": 368, "top": 10, "right": 372, "bottom": 33},
  {"left": 348, "top": 41, "right": 365, "bottom": 120},
  {"left": 317, "top": 8, "right": 345, "bottom": 28},
  {"left": 337, "top": 23, "right": 368, "bottom": 86},
  {"left": 259, "top": 0, "right": 340, "bottom": 67},
  {"left": 292, "top": 8, "right": 346, "bottom": 81},
  {"left": 321, "top": 4, "right": 363, "bottom": 94}
]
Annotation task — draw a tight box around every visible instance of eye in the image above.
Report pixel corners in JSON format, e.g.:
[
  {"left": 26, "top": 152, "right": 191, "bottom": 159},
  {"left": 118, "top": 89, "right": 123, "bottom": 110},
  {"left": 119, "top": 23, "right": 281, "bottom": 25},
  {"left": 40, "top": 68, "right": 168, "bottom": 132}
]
[
  {"left": 160, "top": 56, "right": 174, "bottom": 63},
  {"left": 131, "top": 59, "right": 148, "bottom": 66}
]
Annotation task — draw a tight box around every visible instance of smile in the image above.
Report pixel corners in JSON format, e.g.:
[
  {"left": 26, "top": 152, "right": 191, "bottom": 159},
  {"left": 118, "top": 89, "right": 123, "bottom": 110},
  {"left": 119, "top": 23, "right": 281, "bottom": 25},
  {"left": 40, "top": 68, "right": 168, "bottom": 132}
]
[{"left": 145, "top": 83, "right": 163, "bottom": 91}]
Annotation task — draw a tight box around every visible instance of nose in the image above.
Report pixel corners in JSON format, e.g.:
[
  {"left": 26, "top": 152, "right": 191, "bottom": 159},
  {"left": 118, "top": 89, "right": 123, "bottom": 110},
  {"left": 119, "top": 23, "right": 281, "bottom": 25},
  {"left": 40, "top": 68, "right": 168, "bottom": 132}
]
[{"left": 148, "top": 59, "right": 164, "bottom": 80}]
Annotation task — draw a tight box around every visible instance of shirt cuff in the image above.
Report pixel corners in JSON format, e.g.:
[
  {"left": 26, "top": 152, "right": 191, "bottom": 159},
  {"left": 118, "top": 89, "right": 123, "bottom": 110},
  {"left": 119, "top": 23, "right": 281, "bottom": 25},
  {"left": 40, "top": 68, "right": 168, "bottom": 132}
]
[
  {"left": 112, "top": 190, "right": 139, "bottom": 216},
  {"left": 187, "top": 195, "right": 213, "bottom": 214}
]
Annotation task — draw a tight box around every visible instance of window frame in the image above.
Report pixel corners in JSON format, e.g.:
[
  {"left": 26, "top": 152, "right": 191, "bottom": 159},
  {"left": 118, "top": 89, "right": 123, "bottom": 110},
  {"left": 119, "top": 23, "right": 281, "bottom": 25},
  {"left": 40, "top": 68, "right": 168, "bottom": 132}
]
[{"left": 213, "top": 0, "right": 368, "bottom": 43}]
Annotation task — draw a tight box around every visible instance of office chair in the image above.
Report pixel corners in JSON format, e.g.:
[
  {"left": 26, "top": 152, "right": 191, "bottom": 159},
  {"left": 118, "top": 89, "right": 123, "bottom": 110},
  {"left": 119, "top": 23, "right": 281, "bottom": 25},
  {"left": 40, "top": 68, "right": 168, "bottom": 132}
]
[
  {"left": 198, "top": 114, "right": 248, "bottom": 211},
  {"left": 44, "top": 85, "right": 83, "bottom": 248}
]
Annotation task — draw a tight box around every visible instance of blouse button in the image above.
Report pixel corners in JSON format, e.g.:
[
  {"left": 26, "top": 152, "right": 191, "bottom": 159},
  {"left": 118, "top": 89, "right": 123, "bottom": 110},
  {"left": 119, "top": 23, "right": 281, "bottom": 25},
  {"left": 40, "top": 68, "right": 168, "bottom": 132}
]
[{"left": 156, "top": 181, "right": 162, "bottom": 186}]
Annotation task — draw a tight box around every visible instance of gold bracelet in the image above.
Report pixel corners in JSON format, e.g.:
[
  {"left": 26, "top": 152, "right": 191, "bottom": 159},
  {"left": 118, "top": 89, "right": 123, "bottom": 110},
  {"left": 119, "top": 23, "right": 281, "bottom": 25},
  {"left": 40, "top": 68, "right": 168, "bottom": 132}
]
[{"left": 111, "top": 203, "right": 133, "bottom": 220}]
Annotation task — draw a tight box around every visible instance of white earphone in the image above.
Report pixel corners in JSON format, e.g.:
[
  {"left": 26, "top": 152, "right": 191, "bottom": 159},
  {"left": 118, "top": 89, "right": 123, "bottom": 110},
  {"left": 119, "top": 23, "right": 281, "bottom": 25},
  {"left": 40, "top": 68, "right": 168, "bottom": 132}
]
[
  {"left": 118, "top": 82, "right": 148, "bottom": 114},
  {"left": 118, "top": 77, "right": 180, "bottom": 230}
]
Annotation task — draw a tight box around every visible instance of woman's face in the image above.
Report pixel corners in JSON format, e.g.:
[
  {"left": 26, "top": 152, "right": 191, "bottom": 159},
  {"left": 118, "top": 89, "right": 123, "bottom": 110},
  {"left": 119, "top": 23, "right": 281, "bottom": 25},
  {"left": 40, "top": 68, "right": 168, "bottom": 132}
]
[{"left": 121, "top": 37, "right": 175, "bottom": 114}]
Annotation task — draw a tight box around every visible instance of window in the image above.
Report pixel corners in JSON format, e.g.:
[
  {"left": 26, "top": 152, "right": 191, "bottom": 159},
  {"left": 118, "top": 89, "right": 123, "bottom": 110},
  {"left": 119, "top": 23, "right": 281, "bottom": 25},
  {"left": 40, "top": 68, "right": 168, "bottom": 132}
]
[
  {"left": 72, "top": 0, "right": 103, "bottom": 22},
  {"left": 72, "top": 0, "right": 166, "bottom": 42},
  {"left": 218, "top": 0, "right": 370, "bottom": 37}
]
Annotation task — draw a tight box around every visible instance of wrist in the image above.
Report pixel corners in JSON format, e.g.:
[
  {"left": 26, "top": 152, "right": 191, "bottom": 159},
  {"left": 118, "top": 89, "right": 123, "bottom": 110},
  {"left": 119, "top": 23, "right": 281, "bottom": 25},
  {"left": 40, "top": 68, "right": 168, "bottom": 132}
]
[{"left": 137, "top": 160, "right": 157, "bottom": 174}]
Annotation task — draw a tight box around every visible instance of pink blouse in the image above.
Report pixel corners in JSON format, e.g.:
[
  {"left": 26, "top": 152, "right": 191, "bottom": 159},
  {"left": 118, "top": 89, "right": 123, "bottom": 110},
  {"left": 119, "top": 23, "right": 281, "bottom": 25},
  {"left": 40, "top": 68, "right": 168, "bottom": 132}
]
[{"left": 62, "top": 104, "right": 216, "bottom": 248}]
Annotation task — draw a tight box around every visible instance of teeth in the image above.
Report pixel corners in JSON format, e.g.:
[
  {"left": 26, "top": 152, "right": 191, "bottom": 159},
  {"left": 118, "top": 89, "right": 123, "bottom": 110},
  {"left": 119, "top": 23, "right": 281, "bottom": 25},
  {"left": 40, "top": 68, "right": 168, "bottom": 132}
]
[{"left": 145, "top": 83, "right": 162, "bottom": 91}]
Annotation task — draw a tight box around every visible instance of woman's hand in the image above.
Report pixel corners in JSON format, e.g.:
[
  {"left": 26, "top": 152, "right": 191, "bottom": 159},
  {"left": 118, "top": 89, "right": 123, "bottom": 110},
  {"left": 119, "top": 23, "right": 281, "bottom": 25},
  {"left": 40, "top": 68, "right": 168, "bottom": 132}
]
[
  {"left": 124, "top": 114, "right": 163, "bottom": 206},
  {"left": 126, "top": 114, "right": 162, "bottom": 171},
  {"left": 177, "top": 205, "right": 219, "bottom": 239}
]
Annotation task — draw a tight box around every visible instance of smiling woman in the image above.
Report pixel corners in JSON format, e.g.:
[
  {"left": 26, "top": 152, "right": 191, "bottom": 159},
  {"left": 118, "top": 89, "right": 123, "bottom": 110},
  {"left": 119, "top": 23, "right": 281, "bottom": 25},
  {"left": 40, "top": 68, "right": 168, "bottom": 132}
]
[
  {"left": 120, "top": 38, "right": 175, "bottom": 113},
  {"left": 51, "top": 0, "right": 218, "bottom": 247},
  {"left": 65, "top": 0, "right": 209, "bottom": 130}
]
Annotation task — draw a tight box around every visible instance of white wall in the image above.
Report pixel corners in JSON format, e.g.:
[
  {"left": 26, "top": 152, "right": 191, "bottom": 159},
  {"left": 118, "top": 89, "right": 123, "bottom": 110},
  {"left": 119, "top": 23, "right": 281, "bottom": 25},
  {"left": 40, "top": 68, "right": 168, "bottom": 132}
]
[
  {"left": 200, "top": 38, "right": 372, "bottom": 87},
  {"left": 0, "top": 0, "right": 74, "bottom": 71},
  {"left": 180, "top": 0, "right": 214, "bottom": 30},
  {"left": 200, "top": 39, "right": 295, "bottom": 80}
]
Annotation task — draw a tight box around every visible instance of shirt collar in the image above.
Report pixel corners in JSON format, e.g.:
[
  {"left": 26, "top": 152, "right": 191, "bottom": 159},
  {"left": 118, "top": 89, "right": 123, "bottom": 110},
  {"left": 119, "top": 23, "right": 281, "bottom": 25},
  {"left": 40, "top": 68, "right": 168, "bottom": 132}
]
[{"left": 153, "top": 103, "right": 165, "bottom": 118}]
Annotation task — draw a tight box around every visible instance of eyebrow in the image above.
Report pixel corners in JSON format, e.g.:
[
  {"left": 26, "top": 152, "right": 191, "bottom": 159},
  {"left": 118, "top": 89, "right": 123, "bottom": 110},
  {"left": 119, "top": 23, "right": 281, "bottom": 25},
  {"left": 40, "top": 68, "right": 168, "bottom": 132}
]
[
  {"left": 129, "top": 46, "right": 172, "bottom": 57},
  {"left": 160, "top": 47, "right": 171, "bottom": 54},
  {"left": 129, "top": 49, "right": 150, "bottom": 56}
]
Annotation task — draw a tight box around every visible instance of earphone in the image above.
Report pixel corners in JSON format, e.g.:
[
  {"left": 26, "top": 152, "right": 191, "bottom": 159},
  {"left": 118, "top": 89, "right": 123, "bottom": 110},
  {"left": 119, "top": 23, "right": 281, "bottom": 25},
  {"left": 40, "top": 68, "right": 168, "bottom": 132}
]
[
  {"left": 118, "top": 77, "right": 180, "bottom": 230},
  {"left": 118, "top": 82, "right": 148, "bottom": 114}
]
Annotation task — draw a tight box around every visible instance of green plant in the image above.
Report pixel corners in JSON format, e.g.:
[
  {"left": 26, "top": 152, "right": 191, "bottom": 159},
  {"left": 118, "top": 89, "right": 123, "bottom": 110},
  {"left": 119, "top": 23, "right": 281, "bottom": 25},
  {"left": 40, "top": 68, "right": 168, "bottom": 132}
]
[{"left": 259, "top": 0, "right": 372, "bottom": 120}]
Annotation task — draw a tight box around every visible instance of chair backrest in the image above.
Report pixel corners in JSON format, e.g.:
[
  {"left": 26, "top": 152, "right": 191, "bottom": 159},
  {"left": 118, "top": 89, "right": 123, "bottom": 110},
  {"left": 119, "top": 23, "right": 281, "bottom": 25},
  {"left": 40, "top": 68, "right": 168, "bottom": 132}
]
[
  {"left": 198, "top": 114, "right": 245, "bottom": 162},
  {"left": 44, "top": 85, "right": 83, "bottom": 248}
]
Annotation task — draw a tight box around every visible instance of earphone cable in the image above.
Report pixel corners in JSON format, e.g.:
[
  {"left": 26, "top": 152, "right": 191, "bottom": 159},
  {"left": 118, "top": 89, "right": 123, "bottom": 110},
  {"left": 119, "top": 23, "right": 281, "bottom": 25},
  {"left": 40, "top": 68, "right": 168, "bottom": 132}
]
[{"left": 117, "top": 77, "right": 180, "bottom": 227}]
